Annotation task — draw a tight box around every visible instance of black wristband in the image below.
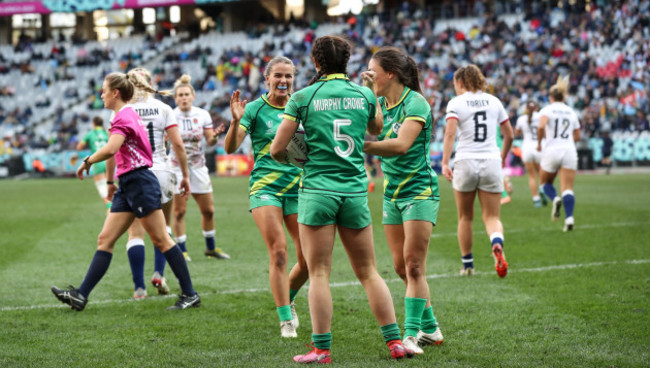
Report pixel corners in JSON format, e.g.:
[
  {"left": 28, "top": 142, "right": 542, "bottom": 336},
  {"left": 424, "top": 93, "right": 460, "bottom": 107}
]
[
  {"left": 83, "top": 156, "right": 92, "bottom": 166},
  {"left": 106, "top": 181, "right": 114, "bottom": 185}
]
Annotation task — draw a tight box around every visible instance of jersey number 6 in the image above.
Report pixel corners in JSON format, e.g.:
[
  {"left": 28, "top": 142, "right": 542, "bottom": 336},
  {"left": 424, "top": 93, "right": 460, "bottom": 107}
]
[{"left": 473, "top": 111, "right": 487, "bottom": 142}]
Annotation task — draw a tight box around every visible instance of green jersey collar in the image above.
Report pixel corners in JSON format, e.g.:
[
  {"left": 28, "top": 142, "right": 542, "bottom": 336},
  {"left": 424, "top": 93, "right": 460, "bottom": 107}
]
[
  {"left": 262, "top": 93, "right": 288, "bottom": 110},
  {"left": 385, "top": 87, "right": 411, "bottom": 111},
  {"left": 319, "top": 73, "right": 349, "bottom": 81}
]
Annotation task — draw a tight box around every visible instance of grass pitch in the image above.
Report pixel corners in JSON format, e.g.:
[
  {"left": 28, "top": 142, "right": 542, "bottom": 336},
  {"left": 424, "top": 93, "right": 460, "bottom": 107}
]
[{"left": 0, "top": 173, "right": 648, "bottom": 367}]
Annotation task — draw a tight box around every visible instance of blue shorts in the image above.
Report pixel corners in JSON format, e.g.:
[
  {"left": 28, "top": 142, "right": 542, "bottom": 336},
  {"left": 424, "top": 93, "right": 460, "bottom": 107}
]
[{"left": 111, "top": 167, "right": 162, "bottom": 218}]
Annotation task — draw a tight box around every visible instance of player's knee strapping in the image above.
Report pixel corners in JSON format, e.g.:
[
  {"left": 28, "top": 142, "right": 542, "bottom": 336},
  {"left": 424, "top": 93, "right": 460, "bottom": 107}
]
[{"left": 95, "top": 179, "right": 108, "bottom": 199}]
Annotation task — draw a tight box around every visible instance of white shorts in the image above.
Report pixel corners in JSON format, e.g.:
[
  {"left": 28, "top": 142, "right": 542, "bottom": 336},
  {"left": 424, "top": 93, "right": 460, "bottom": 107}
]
[
  {"left": 151, "top": 168, "right": 177, "bottom": 204},
  {"left": 522, "top": 146, "right": 542, "bottom": 164},
  {"left": 174, "top": 165, "right": 213, "bottom": 195},
  {"left": 453, "top": 159, "right": 504, "bottom": 193},
  {"left": 540, "top": 147, "right": 578, "bottom": 173}
]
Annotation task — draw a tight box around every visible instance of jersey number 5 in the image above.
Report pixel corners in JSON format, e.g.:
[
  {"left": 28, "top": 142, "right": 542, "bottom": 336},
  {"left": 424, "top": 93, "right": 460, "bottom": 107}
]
[
  {"left": 473, "top": 111, "right": 487, "bottom": 142},
  {"left": 334, "top": 119, "right": 354, "bottom": 158}
]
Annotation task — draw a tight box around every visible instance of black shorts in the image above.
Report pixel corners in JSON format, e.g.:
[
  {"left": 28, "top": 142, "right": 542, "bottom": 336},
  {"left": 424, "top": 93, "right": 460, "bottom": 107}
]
[{"left": 111, "top": 167, "right": 162, "bottom": 218}]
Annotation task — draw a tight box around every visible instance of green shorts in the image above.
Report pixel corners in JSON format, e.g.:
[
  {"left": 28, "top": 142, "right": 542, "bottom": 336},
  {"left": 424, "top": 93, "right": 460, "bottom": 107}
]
[
  {"left": 91, "top": 161, "right": 106, "bottom": 175},
  {"left": 382, "top": 198, "right": 439, "bottom": 225},
  {"left": 298, "top": 192, "right": 371, "bottom": 229},
  {"left": 250, "top": 193, "right": 298, "bottom": 216}
]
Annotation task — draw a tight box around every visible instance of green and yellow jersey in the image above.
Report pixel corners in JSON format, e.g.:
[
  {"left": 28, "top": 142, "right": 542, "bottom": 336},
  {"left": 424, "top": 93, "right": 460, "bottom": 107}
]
[
  {"left": 378, "top": 87, "right": 439, "bottom": 201},
  {"left": 82, "top": 127, "right": 109, "bottom": 175},
  {"left": 83, "top": 127, "right": 109, "bottom": 153},
  {"left": 283, "top": 74, "right": 377, "bottom": 197},
  {"left": 240, "top": 93, "right": 302, "bottom": 197}
]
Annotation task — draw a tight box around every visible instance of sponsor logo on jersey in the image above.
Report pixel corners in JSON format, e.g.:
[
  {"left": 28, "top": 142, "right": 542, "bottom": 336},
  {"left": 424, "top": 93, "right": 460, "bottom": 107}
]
[
  {"left": 260, "top": 194, "right": 271, "bottom": 201},
  {"left": 265, "top": 120, "right": 275, "bottom": 135},
  {"left": 392, "top": 122, "right": 402, "bottom": 134}
]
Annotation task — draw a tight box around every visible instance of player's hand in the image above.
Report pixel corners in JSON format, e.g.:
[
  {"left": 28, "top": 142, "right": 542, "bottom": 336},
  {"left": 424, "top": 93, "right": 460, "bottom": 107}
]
[
  {"left": 214, "top": 122, "right": 226, "bottom": 136},
  {"left": 107, "top": 183, "right": 117, "bottom": 201},
  {"left": 76, "top": 162, "right": 90, "bottom": 180},
  {"left": 442, "top": 164, "right": 453, "bottom": 182},
  {"left": 536, "top": 143, "right": 542, "bottom": 152},
  {"left": 361, "top": 70, "right": 376, "bottom": 89},
  {"left": 230, "top": 90, "right": 247, "bottom": 122},
  {"left": 179, "top": 177, "right": 191, "bottom": 199}
]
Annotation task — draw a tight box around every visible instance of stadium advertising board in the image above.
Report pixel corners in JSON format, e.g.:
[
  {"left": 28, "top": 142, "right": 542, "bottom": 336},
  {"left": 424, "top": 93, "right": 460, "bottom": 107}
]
[
  {"left": 0, "top": 0, "right": 233, "bottom": 16},
  {"left": 14, "top": 137, "right": 650, "bottom": 177}
]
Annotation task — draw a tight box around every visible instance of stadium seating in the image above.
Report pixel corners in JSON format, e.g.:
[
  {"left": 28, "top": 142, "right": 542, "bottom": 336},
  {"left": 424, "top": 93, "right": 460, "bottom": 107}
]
[{"left": 0, "top": 1, "right": 648, "bottom": 163}]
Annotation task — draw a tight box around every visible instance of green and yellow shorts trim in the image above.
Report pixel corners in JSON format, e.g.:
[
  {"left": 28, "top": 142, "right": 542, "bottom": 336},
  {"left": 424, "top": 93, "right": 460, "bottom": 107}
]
[
  {"left": 90, "top": 161, "right": 107, "bottom": 175},
  {"left": 250, "top": 193, "right": 298, "bottom": 216},
  {"left": 298, "top": 192, "right": 371, "bottom": 229},
  {"left": 382, "top": 198, "right": 439, "bottom": 225}
]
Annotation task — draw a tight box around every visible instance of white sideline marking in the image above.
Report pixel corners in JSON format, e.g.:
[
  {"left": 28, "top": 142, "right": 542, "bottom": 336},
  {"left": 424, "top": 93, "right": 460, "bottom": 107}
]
[
  {"left": 431, "top": 221, "right": 648, "bottom": 238},
  {"left": 2, "top": 259, "right": 649, "bottom": 313}
]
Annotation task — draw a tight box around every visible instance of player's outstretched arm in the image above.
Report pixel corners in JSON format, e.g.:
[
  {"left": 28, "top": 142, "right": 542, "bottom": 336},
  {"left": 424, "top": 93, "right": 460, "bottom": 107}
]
[
  {"left": 441, "top": 118, "right": 458, "bottom": 182},
  {"left": 225, "top": 90, "right": 248, "bottom": 154},
  {"left": 270, "top": 118, "right": 299, "bottom": 163},
  {"left": 364, "top": 119, "right": 422, "bottom": 157},
  {"left": 76, "top": 133, "right": 124, "bottom": 180},
  {"left": 167, "top": 126, "right": 191, "bottom": 198}
]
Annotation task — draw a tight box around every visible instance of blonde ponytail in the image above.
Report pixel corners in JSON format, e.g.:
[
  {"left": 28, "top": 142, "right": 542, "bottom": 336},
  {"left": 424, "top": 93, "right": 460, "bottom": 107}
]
[
  {"left": 127, "top": 68, "right": 172, "bottom": 101},
  {"left": 549, "top": 75, "right": 570, "bottom": 102},
  {"left": 173, "top": 74, "right": 195, "bottom": 96}
]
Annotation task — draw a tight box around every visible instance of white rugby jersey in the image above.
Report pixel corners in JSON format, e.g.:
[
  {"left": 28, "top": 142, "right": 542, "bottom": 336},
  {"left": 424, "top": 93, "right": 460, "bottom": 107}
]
[
  {"left": 129, "top": 96, "right": 177, "bottom": 170},
  {"left": 171, "top": 106, "right": 213, "bottom": 168},
  {"left": 538, "top": 102, "right": 580, "bottom": 149},
  {"left": 445, "top": 91, "right": 509, "bottom": 161},
  {"left": 515, "top": 111, "right": 542, "bottom": 148}
]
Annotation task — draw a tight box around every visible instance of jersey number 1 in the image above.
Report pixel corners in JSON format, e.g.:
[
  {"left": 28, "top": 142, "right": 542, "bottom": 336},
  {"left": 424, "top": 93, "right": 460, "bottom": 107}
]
[
  {"left": 147, "top": 122, "right": 155, "bottom": 153},
  {"left": 473, "top": 111, "right": 487, "bottom": 142}
]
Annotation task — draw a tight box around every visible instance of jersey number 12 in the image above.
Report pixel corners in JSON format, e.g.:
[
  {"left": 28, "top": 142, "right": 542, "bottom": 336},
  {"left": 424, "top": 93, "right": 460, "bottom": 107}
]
[{"left": 553, "top": 118, "right": 570, "bottom": 139}]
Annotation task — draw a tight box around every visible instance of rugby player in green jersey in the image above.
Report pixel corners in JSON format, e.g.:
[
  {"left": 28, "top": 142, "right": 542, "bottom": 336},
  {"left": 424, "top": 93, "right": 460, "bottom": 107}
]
[
  {"left": 77, "top": 116, "right": 111, "bottom": 209},
  {"left": 225, "top": 56, "right": 308, "bottom": 338},
  {"left": 271, "top": 35, "right": 413, "bottom": 363},
  {"left": 362, "top": 47, "right": 443, "bottom": 354}
]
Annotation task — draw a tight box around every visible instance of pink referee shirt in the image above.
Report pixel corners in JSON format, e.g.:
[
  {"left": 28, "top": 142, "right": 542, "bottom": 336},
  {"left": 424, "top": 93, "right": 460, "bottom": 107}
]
[{"left": 109, "top": 106, "right": 153, "bottom": 177}]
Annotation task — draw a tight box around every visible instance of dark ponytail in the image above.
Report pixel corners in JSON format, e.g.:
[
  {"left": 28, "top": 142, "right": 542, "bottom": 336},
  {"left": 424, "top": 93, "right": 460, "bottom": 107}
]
[
  {"left": 370, "top": 46, "right": 422, "bottom": 94},
  {"left": 309, "top": 35, "right": 351, "bottom": 85}
]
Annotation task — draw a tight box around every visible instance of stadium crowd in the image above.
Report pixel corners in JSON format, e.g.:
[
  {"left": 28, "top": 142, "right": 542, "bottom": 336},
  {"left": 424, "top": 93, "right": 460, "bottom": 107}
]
[{"left": 0, "top": 0, "right": 649, "bottom": 157}]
